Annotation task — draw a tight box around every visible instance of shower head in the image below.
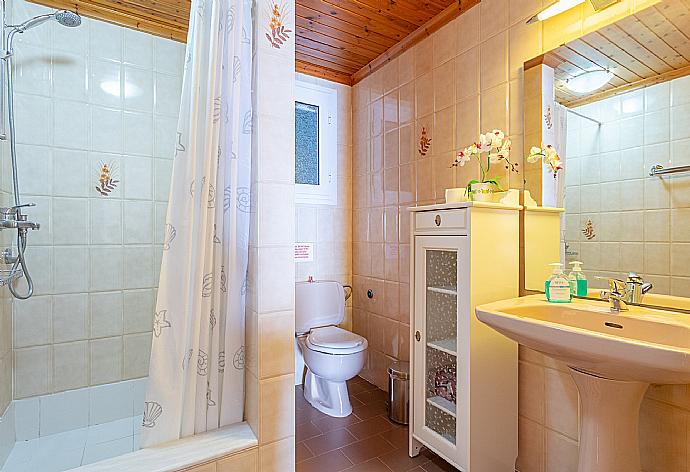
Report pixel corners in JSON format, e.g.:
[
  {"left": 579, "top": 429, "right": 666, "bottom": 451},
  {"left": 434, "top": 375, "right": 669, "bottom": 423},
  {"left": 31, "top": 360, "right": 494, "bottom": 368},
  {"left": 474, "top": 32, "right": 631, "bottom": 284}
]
[
  {"left": 12, "top": 9, "right": 81, "bottom": 33},
  {"left": 54, "top": 10, "right": 82, "bottom": 28}
]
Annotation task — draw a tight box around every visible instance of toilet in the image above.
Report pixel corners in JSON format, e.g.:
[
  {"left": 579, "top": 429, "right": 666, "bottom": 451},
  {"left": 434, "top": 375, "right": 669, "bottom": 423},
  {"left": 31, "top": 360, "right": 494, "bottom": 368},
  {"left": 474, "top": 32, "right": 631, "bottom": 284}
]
[{"left": 296, "top": 280, "right": 368, "bottom": 417}]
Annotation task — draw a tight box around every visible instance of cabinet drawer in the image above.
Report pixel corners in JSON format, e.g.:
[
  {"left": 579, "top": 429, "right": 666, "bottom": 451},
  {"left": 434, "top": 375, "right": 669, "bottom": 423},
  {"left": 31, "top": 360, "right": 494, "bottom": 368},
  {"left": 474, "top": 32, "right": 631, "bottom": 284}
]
[{"left": 415, "top": 209, "right": 467, "bottom": 231}]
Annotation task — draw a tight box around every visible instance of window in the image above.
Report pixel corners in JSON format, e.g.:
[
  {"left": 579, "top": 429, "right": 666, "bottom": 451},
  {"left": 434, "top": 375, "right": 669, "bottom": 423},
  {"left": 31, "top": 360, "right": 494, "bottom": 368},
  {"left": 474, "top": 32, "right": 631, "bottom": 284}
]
[{"left": 295, "top": 81, "right": 337, "bottom": 205}]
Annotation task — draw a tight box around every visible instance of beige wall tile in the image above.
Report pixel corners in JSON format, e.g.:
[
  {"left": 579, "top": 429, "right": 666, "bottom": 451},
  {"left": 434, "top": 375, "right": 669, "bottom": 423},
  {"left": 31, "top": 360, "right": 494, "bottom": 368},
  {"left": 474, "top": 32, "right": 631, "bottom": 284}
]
[
  {"left": 217, "top": 448, "right": 258, "bottom": 472},
  {"left": 123, "top": 332, "right": 151, "bottom": 379},
  {"left": 545, "top": 429, "right": 578, "bottom": 472},
  {"left": 259, "top": 374, "right": 294, "bottom": 444},
  {"left": 14, "top": 345, "right": 52, "bottom": 398},
  {"left": 53, "top": 341, "right": 88, "bottom": 391},
  {"left": 259, "top": 437, "right": 294, "bottom": 472},
  {"left": 182, "top": 462, "right": 216, "bottom": 472},
  {"left": 259, "top": 311, "right": 294, "bottom": 379},
  {"left": 516, "top": 416, "right": 544, "bottom": 472},
  {"left": 90, "top": 336, "right": 123, "bottom": 385}
]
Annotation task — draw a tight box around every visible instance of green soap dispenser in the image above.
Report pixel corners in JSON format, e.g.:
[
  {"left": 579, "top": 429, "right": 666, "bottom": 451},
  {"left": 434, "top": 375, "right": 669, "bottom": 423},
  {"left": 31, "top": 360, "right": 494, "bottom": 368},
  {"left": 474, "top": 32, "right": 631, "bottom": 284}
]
[
  {"left": 545, "top": 263, "right": 572, "bottom": 303},
  {"left": 568, "top": 261, "right": 588, "bottom": 297}
]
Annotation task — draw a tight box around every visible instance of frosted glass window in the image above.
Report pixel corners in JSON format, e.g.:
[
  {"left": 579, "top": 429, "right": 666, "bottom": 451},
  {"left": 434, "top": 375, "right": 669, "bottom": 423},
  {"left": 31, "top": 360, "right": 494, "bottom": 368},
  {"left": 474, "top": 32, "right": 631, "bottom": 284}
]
[{"left": 295, "top": 101, "right": 319, "bottom": 185}]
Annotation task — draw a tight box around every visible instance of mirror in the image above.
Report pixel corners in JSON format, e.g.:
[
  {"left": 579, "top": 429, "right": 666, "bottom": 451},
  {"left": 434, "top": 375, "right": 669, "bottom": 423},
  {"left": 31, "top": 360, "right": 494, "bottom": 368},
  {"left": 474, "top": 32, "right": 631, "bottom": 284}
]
[{"left": 522, "top": 0, "right": 690, "bottom": 310}]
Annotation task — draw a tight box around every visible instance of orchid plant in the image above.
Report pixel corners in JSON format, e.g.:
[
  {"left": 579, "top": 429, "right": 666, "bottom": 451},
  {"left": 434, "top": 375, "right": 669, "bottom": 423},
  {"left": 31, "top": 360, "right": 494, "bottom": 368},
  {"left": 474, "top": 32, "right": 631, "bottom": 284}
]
[
  {"left": 527, "top": 144, "right": 563, "bottom": 178},
  {"left": 452, "top": 129, "right": 518, "bottom": 194}
]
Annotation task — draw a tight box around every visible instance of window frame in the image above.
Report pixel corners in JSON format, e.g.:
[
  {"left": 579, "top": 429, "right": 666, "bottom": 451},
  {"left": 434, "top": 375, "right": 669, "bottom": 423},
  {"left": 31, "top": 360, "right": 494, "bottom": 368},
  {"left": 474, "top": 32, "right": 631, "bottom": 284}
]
[{"left": 295, "top": 80, "right": 338, "bottom": 206}]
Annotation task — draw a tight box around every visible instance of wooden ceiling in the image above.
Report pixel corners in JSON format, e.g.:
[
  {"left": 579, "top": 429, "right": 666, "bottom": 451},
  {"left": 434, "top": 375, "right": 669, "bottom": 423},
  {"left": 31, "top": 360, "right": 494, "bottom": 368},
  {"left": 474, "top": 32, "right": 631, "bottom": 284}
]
[
  {"left": 294, "top": 0, "right": 460, "bottom": 84},
  {"left": 30, "top": 0, "right": 466, "bottom": 85},
  {"left": 539, "top": 0, "right": 690, "bottom": 107}
]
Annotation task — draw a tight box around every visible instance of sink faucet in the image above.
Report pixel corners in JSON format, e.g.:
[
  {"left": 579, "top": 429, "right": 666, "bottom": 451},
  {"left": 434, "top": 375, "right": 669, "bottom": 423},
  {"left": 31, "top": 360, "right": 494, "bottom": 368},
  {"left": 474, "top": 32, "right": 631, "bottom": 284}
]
[
  {"left": 600, "top": 278, "right": 630, "bottom": 312},
  {"left": 599, "top": 273, "right": 653, "bottom": 313}
]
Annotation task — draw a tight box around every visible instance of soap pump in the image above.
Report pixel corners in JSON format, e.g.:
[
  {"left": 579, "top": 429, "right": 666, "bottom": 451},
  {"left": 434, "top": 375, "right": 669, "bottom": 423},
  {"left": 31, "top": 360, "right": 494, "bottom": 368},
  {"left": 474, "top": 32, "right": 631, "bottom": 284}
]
[
  {"left": 568, "top": 261, "right": 588, "bottom": 297},
  {"left": 545, "top": 263, "right": 572, "bottom": 303}
]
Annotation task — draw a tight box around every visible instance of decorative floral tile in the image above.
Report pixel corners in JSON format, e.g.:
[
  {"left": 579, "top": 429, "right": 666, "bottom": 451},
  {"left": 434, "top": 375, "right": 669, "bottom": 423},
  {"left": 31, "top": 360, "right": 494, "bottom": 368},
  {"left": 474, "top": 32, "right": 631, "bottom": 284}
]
[
  {"left": 265, "top": 1, "right": 292, "bottom": 49},
  {"left": 95, "top": 161, "right": 119, "bottom": 197}
]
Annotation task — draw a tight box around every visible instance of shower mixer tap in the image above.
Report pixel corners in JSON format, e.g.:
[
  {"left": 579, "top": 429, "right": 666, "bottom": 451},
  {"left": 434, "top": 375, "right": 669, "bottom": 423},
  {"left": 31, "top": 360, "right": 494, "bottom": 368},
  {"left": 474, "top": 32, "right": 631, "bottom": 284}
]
[{"left": 0, "top": 203, "right": 40, "bottom": 230}]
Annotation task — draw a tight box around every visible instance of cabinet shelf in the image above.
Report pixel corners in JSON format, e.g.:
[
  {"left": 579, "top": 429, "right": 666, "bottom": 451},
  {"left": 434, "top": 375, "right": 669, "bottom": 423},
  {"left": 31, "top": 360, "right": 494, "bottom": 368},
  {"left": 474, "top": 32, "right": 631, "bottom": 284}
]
[
  {"left": 427, "top": 396, "right": 457, "bottom": 418},
  {"left": 427, "top": 338, "right": 457, "bottom": 356},
  {"left": 427, "top": 286, "right": 457, "bottom": 296}
]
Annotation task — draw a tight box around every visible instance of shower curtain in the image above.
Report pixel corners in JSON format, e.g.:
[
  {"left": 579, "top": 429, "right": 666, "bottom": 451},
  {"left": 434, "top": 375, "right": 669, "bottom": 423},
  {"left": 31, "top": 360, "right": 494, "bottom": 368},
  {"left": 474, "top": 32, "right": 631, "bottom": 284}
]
[{"left": 141, "top": 0, "right": 253, "bottom": 447}]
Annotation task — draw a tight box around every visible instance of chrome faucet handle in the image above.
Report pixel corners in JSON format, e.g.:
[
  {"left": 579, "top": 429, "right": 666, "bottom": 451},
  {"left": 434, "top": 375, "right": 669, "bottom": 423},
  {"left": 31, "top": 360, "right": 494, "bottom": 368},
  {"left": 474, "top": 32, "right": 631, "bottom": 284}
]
[{"left": 596, "top": 276, "right": 629, "bottom": 312}]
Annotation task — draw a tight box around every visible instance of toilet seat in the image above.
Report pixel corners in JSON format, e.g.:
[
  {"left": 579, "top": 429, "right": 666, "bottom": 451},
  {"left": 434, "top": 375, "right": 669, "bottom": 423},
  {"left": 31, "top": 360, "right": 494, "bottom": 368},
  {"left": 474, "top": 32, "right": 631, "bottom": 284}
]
[{"left": 306, "top": 326, "right": 367, "bottom": 355}]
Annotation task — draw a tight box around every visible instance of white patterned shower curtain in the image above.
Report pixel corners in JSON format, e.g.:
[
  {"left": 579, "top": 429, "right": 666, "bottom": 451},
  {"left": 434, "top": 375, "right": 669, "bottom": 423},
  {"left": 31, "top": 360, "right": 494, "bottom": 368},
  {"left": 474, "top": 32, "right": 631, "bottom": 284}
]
[{"left": 141, "top": 0, "right": 253, "bottom": 447}]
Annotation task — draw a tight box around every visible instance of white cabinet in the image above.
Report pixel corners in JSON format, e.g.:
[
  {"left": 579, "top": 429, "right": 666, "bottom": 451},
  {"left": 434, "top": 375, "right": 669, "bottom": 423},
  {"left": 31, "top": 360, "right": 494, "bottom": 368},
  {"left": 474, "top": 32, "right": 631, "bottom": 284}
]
[{"left": 409, "top": 203, "right": 519, "bottom": 471}]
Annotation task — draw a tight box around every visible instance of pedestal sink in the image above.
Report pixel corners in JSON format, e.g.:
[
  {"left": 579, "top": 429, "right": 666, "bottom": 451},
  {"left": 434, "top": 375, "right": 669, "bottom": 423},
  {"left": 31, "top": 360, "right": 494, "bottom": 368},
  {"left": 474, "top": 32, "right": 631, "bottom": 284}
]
[{"left": 475, "top": 295, "right": 690, "bottom": 472}]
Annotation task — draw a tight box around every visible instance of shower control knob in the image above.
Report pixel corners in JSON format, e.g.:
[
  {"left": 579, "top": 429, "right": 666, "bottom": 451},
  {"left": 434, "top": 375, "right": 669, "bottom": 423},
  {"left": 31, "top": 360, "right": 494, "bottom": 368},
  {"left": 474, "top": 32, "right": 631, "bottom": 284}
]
[{"left": 415, "top": 331, "right": 421, "bottom": 342}]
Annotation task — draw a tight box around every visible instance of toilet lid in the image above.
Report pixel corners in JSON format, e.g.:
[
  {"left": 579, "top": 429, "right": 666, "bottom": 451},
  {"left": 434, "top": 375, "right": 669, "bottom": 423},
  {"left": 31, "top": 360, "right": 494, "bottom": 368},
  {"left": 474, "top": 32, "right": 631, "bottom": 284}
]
[{"left": 306, "top": 326, "right": 367, "bottom": 354}]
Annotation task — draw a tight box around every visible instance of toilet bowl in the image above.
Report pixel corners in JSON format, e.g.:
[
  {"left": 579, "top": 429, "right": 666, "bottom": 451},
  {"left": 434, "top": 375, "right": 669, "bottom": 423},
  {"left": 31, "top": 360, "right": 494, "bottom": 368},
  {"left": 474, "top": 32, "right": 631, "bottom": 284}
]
[{"left": 296, "top": 281, "right": 368, "bottom": 417}]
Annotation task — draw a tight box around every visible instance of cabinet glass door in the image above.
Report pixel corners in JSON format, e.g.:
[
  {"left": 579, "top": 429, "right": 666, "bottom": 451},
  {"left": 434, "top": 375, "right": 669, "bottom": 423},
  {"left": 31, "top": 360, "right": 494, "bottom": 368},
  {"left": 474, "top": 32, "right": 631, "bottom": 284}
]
[{"left": 423, "top": 249, "right": 458, "bottom": 445}]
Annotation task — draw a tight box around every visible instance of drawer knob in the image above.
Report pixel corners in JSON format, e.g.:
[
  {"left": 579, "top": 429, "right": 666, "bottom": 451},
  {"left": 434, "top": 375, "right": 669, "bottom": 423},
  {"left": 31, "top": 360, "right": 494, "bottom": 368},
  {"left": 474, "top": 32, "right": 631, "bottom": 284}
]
[
  {"left": 434, "top": 214, "right": 441, "bottom": 226},
  {"left": 367, "top": 289, "right": 374, "bottom": 299}
]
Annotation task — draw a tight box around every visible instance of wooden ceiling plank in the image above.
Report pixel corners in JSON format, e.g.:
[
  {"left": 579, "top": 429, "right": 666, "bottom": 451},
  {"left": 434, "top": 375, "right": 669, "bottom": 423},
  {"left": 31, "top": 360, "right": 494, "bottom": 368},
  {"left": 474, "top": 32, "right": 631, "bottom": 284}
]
[
  {"left": 558, "top": 43, "right": 636, "bottom": 84},
  {"left": 296, "top": 35, "right": 372, "bottom": 65},
  {"left": 296, "top": 59, "right": 353, "bottom": 85},
  {"left": 296, "top": 51, "right": 359, "bottom": 74},
  {"left": 297, "top": 41, "right": 366, "bottom": 70},
  {"left": 298, "top": 0, "right": 408, "bottom": 41},
  {"left": 296, "top": 5, "right": 399, "bottom": 47},
  {"left": 316, "top": 0, "right": 421, "bottom": 34},
  {"left": 348, "top": 0, "right": 447, "bottom": 26},
  {"left": 295, "top": 25, "right": 384, "bottom": 60},
  {"left": 636, "top": 4, "right": 690, "bottom": 62},
  {"left": 569, "top": 33, "right": 654, "bottom": 82},
  {"left": 616, "top": 15, "right": 688, "bottom": 69},
  {"left": 294, "top": 14, "right": 391, "bottom": 54},
  {"left": 597, "top": 24, "right": 674, "bottom": 75}
]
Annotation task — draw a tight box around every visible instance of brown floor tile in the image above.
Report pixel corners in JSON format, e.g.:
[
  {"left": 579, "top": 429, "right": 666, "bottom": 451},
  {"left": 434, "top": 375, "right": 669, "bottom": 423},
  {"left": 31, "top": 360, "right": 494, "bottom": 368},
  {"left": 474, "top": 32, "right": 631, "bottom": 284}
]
[
  {"left": 378, "top": 447, "right": 432, "bottom": 471},
  {"left": 344, "top": 458, "right": 393, "bottom": 471},
  {"left": 296, "top": 420, "right": 323, "bottom": 442},
  {"left": 296, "top": 441, "right": 314, "bottom": 463},
  {"left": 378, "top": 425, "right": 409, "bottom": 449},
  {"left": 347, "top": 415, "right": 396, "bottom": 440},
  {"left": 297, "top": 449, "right": 353, "bottom": 472},
  {"left": 313, "top": 412, "right": 363, "bottom": 433},
  {"left": 341, "top": 435, "right": 397, "bottom": 465},
  {"left": 353, "top": 402, "right": 388, "bottom": 420},
  {"left": 354, "top": 388, "right": 388, "bottom": 405},
  {"left": 420, "top": 456, "right": 461, "bottom": 471},
  {"left": 304, "top": 428, "right": 358, "bottom": 456},
  {"left": 348, "top": 379, "right": 380, "bottom": 395}
]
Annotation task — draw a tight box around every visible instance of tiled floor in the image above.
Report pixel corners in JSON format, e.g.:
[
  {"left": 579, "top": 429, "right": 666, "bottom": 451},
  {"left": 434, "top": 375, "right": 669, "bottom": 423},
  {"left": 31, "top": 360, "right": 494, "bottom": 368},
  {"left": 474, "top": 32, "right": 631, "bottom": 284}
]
[
  {"left": 296, "top": 377, "right": 458, "bottom": 472},
  {"left": 1, "top": 415, "right": 141, "bottom": 472}
]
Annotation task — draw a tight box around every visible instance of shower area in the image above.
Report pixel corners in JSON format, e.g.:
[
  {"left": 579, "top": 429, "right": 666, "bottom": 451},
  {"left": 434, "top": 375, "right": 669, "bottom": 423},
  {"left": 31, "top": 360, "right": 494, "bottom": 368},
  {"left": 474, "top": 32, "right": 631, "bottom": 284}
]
[{"left": 0, "top": 0, "right": 184, "bottom": 468}]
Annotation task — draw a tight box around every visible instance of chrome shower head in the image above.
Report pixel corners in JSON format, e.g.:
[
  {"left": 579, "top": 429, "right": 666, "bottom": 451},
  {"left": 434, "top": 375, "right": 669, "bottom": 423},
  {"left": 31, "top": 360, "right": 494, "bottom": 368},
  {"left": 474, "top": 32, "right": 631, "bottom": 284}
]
[
  {"left": 54, "top": 10, "right": 81, "bottom": 28},
  {"left": 12, "top": 9, "right": 81, "bottom": 33}
]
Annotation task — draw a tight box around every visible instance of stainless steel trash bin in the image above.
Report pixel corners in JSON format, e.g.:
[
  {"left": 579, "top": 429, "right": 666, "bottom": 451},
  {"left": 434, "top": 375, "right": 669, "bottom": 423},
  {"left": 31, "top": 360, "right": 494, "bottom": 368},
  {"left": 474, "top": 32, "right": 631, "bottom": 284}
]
[{"left": 387, "top": 361, "right": 410, "bottom": 425}]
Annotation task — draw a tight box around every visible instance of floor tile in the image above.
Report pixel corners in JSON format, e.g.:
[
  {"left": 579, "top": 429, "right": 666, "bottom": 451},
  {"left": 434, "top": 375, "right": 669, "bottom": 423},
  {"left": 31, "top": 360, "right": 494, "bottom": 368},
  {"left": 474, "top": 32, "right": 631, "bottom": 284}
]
[
  {"left": 347, "top": 415, "right": 396, "bottom": 440},
  {"left": 296, "top": 449, "right": 353, "bottom": 472},
  {"left": 344, "top": 457, "right": 393, "bottom": 471},
  {"left": 296, "top": 420, "right": 323, "bottom": 442},
  {"left": 313, "top": 412, "right": 363, "bottom": 433},
  {"left": 340, "top": 435, "right": 396, "bottom": 465},
  {"left": 378, "top": 447, "right": 432, "bottom": 471},
  {"left": 304, "top": 428, "right": 357, "bottom": 456},
  {"left": 295, "top": 441, "right": 314, "bottom": 463}
]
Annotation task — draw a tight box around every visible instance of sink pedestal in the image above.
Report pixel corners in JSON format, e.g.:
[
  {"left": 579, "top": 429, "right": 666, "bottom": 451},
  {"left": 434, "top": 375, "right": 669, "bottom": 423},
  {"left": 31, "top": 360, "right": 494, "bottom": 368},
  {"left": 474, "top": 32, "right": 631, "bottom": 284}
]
[{"left": 570, "top": 368, "right": 649, "bottom": 472}]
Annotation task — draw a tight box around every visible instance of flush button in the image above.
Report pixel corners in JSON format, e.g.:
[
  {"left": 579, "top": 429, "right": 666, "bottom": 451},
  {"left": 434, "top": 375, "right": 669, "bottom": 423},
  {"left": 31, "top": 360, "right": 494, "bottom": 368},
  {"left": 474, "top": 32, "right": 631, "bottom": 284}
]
[{"left": 434, "top": 214, "right": 441, "bottom": 226}]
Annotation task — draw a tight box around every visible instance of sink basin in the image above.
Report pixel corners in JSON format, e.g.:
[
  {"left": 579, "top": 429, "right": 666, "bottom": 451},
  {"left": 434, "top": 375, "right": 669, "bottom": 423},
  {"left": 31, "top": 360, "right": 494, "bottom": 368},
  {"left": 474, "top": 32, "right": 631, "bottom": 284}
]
[
  {"left": 476, "top": 295, "right": 690, "bottom": 384},
  {"left": 476, "top": 295, "right": 690, "bottom": 472}
]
